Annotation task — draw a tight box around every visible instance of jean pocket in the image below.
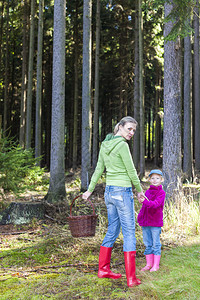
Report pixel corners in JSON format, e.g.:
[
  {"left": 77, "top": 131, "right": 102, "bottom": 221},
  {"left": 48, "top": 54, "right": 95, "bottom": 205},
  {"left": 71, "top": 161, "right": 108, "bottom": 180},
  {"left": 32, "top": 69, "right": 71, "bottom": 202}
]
[{"left": 111, "top": 194, "right": 123, "bottom": 201}]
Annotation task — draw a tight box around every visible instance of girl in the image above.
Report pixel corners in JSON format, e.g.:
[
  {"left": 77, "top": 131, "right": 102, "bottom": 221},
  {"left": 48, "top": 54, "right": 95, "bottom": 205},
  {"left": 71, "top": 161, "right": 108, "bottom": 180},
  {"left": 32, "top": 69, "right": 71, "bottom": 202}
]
[{"left": 137, "top": 169, "right": 166, "bottom": 272}]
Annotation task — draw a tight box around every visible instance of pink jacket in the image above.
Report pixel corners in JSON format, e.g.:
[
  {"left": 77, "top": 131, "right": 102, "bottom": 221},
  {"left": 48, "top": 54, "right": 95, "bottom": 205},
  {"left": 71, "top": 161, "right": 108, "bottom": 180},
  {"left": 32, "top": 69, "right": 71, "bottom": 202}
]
[{"left": 137, "top": 185, "right": 166, "bottom": 227}]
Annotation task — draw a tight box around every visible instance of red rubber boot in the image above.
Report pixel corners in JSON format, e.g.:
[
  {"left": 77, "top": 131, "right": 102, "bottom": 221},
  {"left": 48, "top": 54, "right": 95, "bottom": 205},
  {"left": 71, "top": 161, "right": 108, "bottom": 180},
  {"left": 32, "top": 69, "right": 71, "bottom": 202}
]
[
  {"left": 98, "top": 246, "right": 122, "bottom": 279},
  {"left": 124, "top": 251, "right": 141, "bottom": 287}
]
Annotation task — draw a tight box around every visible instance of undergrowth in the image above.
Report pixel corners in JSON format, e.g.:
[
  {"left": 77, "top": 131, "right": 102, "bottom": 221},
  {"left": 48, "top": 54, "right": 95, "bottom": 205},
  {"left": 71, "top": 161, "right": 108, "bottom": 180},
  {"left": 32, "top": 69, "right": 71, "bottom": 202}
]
[
  {"left": 162, "top": 187, "right": 200, "bottom": 244},
  {"left": 0, "top": 176, "right": 200, "bottom": 299},
  {"left": 0, "top": 137, "right": 47, "bottom": 198}
]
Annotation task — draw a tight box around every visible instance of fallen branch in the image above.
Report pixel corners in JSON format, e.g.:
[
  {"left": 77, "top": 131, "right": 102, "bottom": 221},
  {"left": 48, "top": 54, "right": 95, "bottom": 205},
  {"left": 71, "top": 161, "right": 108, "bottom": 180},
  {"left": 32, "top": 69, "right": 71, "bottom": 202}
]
[
  {"left": 45, "top": 214, "right": 58, "bottom": 222},
  {"left": 0, "top": 229, "right": 40, "bottom": 235}
]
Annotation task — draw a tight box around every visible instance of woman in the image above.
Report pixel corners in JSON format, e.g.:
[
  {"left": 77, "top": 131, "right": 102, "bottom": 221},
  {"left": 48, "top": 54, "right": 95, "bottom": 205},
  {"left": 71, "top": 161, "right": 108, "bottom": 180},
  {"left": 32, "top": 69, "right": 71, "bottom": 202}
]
[{"left": 82, "top": 116, "right": 145, "bottom": 287}]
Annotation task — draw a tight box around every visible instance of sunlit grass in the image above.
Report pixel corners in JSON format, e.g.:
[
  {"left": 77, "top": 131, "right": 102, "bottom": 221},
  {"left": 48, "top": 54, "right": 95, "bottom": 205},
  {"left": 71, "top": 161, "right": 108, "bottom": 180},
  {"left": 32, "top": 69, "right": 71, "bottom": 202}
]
[
  {"left": 162, "top": 187, "right": 200, "bottom": 244},
  {"left": 0, "top": 175, "right": 200, "bottom": 299}
]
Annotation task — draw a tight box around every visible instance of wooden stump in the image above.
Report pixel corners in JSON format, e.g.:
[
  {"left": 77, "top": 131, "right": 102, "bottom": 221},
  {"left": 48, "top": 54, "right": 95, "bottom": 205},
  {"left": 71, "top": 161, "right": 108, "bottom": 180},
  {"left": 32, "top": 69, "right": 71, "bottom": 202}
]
[{"left": 0, "top": 202, "right": 45, "bottom": 225}]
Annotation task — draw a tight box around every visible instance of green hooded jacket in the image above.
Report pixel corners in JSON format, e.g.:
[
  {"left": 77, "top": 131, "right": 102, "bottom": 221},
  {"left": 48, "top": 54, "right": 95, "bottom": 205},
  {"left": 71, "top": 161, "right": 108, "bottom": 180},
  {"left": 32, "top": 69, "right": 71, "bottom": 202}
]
[{"left": 88, "top": 134, "right": 142, "bottom": 193}]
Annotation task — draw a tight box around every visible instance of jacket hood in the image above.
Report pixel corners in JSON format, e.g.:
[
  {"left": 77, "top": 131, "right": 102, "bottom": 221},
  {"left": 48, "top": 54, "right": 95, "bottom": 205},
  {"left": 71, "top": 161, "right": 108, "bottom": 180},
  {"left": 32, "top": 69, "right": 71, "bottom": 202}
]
[{"left": 101, "top": 135, "right": 125, "bottom": 155}]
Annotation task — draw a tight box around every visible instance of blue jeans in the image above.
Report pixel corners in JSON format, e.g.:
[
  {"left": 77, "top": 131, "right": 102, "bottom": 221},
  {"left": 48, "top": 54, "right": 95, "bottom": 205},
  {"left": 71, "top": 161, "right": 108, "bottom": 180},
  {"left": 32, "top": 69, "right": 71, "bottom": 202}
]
[
  {"left": 142, "top": 226, "right": 162, "bottom": 255},
  {"left": 101, "top": 185, "right": 136, "bottom": 252}
]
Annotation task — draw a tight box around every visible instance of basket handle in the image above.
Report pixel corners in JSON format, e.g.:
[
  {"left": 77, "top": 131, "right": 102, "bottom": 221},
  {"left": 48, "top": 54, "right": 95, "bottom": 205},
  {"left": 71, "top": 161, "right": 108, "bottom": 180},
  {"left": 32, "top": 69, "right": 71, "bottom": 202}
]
[{"left": 69, "top": 194, "right": 96, "bottom": 217}]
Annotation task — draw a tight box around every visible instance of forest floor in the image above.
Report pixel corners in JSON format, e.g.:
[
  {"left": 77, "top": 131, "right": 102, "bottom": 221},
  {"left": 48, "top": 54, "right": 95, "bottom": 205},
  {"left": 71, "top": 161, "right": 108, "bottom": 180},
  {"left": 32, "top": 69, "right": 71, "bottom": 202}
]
[{"left": 0, "top": 167, "right": 200, "bottom": 299}]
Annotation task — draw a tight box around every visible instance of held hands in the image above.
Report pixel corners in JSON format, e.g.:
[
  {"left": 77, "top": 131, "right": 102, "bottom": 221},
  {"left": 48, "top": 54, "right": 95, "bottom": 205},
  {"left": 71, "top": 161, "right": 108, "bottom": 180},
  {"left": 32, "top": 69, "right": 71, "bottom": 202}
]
[
  {"left": 137, "top": 191, "right": 145, "bottom": 203},
  {"left": 83, "top": 190, "right": 146, "bottom": 202},
  {"left": 82, "top": 190, "right": 92, "bottom": 200}
]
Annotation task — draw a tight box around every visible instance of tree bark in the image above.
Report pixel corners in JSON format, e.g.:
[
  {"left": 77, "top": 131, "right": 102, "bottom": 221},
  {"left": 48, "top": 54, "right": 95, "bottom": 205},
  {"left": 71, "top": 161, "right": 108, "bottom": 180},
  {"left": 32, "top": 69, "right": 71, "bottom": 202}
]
[
  {"left": 3, "top": 1, "right": 9, "bottom": 133},
  {"left": 193, "top": 0, "right": 200, "bottom": 171},
  {"left": 92, "top": 0, "right": 100, "bottom": 169},
  {"left": 163, "top": 1, "right": 182, "bottom": 198},
  {"left": 26, "top": 0, "right": 35, "bottom": 149},
  {"left": 44, "top": 49, "right": 52, "bottom": 170},
  {"left": 0, "top": 1, "right": 5, "bottom": 96},
  {"left": 133, "top": 1, "right": 140, "bottom": 170},
  {"left": 20, "top": 0, "right": 28, "bottom": 148},
  {"left": 183, "top": 31, "right": 192, "bottom": 179},
  {"left": 35, "top": 0, "right": 44, "bottom": 165},
  {"left": 154, "top": 63, "right": 161, "bottom": 166},
  {"left": 72, "top": 0, "right": 79, "bottom": 169},
  {"left": 46, "top": 0, "right": 66, "bottom": 203},
  {"left": 138, "top": 0, "right": 145, "bottom": 177},
  {"left": 81, "top": 0, "right": 92, "bottom": 190}
]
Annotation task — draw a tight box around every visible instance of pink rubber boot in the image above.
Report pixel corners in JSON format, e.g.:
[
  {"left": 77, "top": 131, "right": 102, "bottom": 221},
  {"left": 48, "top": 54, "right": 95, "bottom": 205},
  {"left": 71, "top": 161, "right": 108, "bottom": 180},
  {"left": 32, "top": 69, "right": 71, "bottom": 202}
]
[
  {"left": 141, "top": 254, "right": 154, "bottom": 271},
  {"left": 150, "top": 255, "right": 161, "bottom": 272}
]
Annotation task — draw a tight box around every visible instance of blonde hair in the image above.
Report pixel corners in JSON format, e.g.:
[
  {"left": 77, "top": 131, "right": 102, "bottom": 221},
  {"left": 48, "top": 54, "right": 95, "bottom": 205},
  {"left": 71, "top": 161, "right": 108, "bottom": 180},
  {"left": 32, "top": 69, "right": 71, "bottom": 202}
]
[{"left": 113, "top": 116, "right": 138, "bottom": 135}]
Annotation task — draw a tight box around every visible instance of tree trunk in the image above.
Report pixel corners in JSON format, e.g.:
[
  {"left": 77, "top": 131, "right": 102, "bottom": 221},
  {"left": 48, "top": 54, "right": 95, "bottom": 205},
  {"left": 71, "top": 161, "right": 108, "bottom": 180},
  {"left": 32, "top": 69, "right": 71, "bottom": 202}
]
[
  {"left": 26, "top": 0, "right": 35, "bottom": 149},
  {"left": 44, "top": 50, "right": 52, "bottom": 170},
  {"left": 183, "top": 30, "right": 193, "bottom": 179},
  {"left": 138, "top": 0, "right": 145, "bottom": 177},
  {"left": 0, "top": 1, "right": 5, "bottom": 94},
  {"left": 3, "top": 1, "right": 9, "bottom": 133},
  {"left": 46, "top": 0, "right": 66, "bottom": 203},
  {"left": 119, "top": 50, "right": 123, "bottom": 120},
  {"left": 193, "top": 0, "right": 200, "bottom": 171},
  {"left": 81, "top": 0, "right": 92, "bottom": 190},
  {"left": 147, "top": 108, "right": 151, "bottom": 159},
  {"left": 72, "top": 0, "right": 79, "bottom": 169},
  {"left": 35, "top": 0, "right": 44, "bottom": 165},
  {"left": 133, "top": 1, "right": 140, "bottom": 170},
  {"left": 20, "top": 0, "right": 28, "bottom": 148},
  {"left": 163, "top": 2, "right": 182, "bottom": 198},
  {"left": 0, "top": 115, "right": 2, "bottom": 141},
  {"left": 154, "top": 63, "right": 161, "bottom": 166},
  {"left": 92, "top": 0, "right": 100, "bottom": 169}
]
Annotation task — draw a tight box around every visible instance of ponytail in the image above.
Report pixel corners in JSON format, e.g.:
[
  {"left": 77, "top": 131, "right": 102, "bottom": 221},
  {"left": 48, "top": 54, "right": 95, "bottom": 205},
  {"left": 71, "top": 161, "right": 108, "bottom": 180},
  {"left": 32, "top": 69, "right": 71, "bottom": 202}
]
[{"left": 113, "top": 122, "right": 120, "bottom": 135}]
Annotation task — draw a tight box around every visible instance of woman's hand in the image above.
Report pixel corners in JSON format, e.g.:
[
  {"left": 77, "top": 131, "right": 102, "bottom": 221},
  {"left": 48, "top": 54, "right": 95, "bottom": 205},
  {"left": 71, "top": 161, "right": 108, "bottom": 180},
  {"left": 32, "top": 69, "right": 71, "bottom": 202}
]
[{"left": 82, "top": 191, "right": 92, "bottom": 199}]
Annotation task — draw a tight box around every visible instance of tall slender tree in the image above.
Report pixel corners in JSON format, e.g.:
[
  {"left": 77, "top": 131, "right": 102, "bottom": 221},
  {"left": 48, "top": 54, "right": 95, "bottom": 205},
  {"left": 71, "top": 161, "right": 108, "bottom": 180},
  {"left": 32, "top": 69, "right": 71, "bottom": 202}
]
[
  {"left": 92, "top": 0, "right": 100, "bottom": 169},
  {"left": 35, "top": 0, "right": 44, "bottom": 165},
  {"left": 20, "top": 0, "right": 28, "bottom": 148},
  {"left": 81, "top": 0, "right": 92, "bottom": 190},
  {"left": 193, "top": 0, "right": 200, "bottom": 172},
  {"left": 183, "top": 28, "right": 192, "bottom": 179},
  {"left": 0, "top": 115, "right": 2, "bottom": 140},
  {"left": 133, "top": 1, "right": 140, "bottom": 170},
  {"left": 46, "top": 0, "right": 66, "bottom": 203},
  {"left": 26, "top": 0, "right": 35, "bottom": 149},
  {"left": 0, "top": 1, "right": 5, "bottom": 100},
  {"left": 72, "top": 0, "right": 79, "bottom": 169},
  {"left": 163, "top": 1, "right": 182, "bottom": 197},
  {"left": 154, "top": 64, "right": 162, "bottom": 166},
  {"left": 3, "top": 0, "right": 9, "bottom": 133},
  {"left": 138, "top": 0, "right": 145, "bottom": 177}
]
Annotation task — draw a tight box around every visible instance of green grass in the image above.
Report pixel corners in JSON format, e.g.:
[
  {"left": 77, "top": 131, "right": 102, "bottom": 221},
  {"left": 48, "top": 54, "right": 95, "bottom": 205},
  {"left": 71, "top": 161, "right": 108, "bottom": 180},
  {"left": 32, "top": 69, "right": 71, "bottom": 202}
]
[
  {"left": 0, "top": 223, "right": 199, "bottom": 299},
  {"left": 138, "top": 237, "right": 200, "bottom": 299},
  {"left": 0, "top": 178, "right": 200, "bottom": 299}
]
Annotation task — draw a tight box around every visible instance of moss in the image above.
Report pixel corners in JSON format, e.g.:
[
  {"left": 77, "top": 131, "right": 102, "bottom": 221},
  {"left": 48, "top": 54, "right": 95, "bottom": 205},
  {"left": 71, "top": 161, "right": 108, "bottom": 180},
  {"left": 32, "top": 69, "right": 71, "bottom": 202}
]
[{"left": 0, "top": 223, "right": 200, "bottom": 299}]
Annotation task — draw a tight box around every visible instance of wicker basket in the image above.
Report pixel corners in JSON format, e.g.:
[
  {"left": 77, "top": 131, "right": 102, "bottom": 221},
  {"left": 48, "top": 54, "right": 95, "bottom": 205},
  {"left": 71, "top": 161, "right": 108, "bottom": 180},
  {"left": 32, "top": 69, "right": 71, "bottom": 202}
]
[{"left": 67, "top": 194, "right": 98, "bottom": 237}]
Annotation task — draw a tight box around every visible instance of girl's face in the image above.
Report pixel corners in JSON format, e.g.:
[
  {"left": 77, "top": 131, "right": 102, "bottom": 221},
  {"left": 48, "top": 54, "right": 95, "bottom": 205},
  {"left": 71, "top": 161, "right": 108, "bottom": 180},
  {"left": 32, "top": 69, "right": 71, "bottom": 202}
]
[
  {"left": 149, "top": 174, "right": 163, "bottom": 186},
  {"left": 118, "top": 122, "right": 137, "bottom": 140}
]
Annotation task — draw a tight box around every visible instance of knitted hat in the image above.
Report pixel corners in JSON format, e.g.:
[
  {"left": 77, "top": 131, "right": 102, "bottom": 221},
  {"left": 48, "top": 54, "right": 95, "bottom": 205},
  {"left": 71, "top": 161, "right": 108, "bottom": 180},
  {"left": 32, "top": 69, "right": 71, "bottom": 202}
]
[{"left": 149, "top": 169, "right": 163, "bottom": 177}]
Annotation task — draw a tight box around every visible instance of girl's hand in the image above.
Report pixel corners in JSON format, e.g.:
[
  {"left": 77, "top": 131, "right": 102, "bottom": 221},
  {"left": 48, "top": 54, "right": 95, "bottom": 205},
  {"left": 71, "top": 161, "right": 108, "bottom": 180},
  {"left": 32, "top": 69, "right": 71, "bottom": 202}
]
[
  {"left": 139, "top": 198, "right": 144, "bottom": 203},
  {"left": 137, "top": 192, "right": 145, "bottom": 203},
  {"left": 82, "top": 191, "right": 92, "bottom": 199}
]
